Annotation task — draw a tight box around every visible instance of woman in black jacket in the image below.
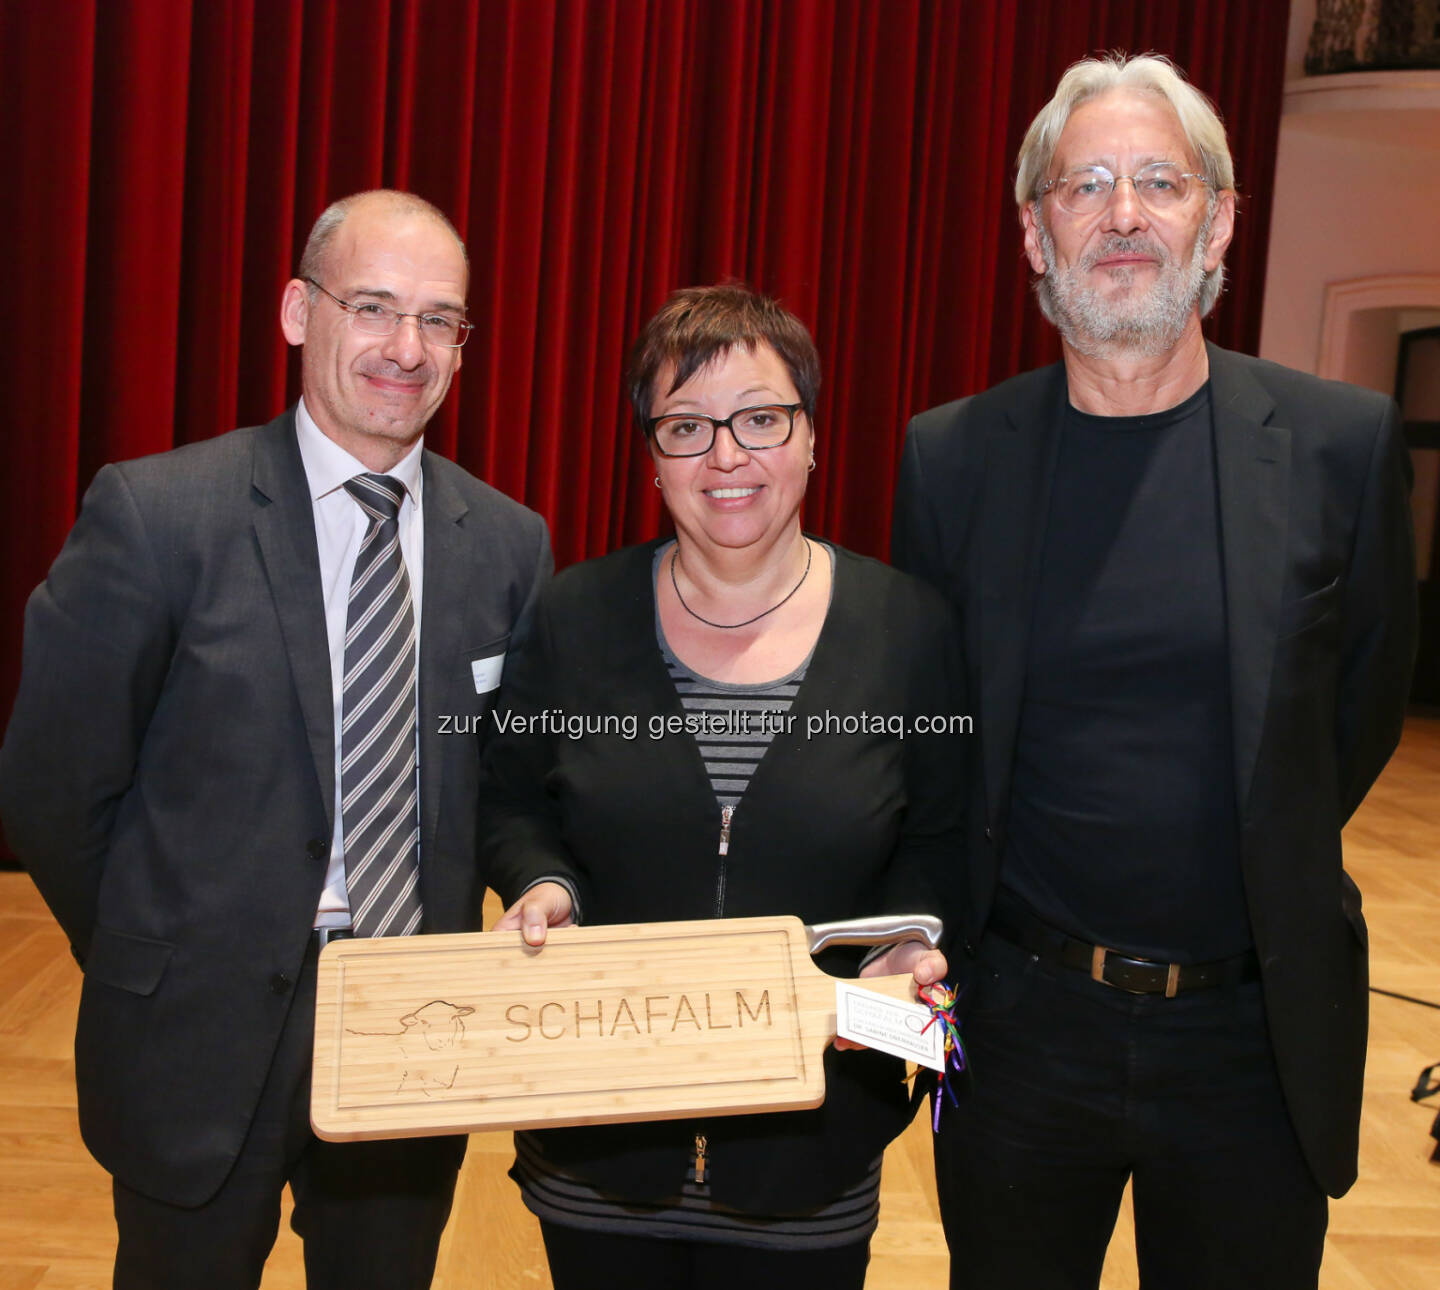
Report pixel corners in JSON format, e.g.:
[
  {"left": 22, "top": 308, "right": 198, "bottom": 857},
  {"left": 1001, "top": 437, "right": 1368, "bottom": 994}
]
[{"left": 480, "top": 284, "right": 967, "bottom": 1289}]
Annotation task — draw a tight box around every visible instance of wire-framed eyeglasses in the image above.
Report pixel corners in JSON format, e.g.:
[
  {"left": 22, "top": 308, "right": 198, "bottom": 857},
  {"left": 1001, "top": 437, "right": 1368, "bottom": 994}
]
[
  {"left": 1036, "top": 163, "right": 1212, "bottom": 216},
  {"left": 304, "top": 277, "right": 473, "bottom": 348}
]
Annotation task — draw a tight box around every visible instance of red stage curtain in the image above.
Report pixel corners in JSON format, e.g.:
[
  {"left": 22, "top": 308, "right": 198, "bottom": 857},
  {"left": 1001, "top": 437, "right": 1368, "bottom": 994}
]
[{"left": 1, "top": 0, "right": 1291, "bottom": 758}]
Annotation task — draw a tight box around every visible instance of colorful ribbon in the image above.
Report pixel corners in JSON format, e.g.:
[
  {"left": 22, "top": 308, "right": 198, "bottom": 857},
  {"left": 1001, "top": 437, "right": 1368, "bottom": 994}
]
[{"left": 918, "top": 982, "right": 966, "bottom": 1131}]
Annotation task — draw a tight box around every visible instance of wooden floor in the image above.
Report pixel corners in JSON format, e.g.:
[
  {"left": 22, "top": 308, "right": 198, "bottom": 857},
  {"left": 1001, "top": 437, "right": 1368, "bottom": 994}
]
[{"left": 2, "top": 718, "right": 1437, "bottom": 1288}]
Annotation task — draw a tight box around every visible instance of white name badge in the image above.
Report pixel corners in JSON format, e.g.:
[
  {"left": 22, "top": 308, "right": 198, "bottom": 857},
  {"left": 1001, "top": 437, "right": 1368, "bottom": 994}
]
[
  {"left": 834, "top": 979, "right": 945, "bottom": 1071},
  {"left": 470, "top": 653, "right": 505, "bottom": 695}
]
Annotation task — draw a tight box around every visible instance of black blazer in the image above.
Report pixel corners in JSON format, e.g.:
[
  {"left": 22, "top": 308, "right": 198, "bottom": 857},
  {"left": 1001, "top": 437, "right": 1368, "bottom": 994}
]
[
  {"left": 478, "top": 539, "right": 967, "bottom": 1211},
  {"left": 891, "top": 344, "right": 1416, "bottom": 1198},
  {"left": 0, "top": 410, "right": 552, "bottom": 1206}
]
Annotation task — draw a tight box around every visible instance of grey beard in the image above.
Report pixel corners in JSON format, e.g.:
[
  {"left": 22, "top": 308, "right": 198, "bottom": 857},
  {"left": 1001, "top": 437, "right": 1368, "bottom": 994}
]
[{"left": 1034, "top": 209, "right": 1213, "bottom": 358}]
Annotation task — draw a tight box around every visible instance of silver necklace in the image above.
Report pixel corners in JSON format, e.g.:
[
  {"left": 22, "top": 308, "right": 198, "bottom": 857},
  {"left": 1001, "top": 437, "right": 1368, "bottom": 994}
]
[{"left": 670, "top": 540, "right": 813, "bottom": 630}]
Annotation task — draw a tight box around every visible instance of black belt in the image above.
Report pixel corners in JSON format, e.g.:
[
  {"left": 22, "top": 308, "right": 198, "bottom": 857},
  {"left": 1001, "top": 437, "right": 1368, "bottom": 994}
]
[
  {"left": 311, "top": 927, "right": 355, "bottom": 949},
  {"left": 987, "top": 905, "right": 1259, "bottom": 997}
]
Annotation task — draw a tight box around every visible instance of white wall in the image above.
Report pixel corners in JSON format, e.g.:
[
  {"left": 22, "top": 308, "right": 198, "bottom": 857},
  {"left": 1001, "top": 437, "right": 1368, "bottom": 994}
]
[
  {"left": 1257, "top": 1, "right": 1440, "bottom": 377},
  {"left": 1258, "top": 128, "right": 1440, "bottom": 377},
  {"left": 1284, "top": 0, "right": 1317, "bottom": 81}
]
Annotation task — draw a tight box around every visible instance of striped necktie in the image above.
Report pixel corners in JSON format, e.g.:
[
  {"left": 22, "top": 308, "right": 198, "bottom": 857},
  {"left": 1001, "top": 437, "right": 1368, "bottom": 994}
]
[{"left": 340, "top": 473, "right": 423, "bottom": 938}]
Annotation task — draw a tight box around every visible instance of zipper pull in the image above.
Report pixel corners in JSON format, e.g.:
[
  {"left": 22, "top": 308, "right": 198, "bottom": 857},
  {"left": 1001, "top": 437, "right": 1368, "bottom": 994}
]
[
  {"left": 694, "top": 1133, "right": 708, "bottom": 1184},
  {"left": 718, "top": 805, "right": 734, "bottom": 856}
]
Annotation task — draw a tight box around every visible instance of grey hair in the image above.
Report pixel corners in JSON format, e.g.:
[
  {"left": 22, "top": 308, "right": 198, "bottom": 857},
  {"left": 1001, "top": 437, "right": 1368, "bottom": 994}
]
[
  {"left": 297, "top": 190, "right": 468, "bottom": 288},
  {"left": 1015, "top": 53, "right": 1234, "bottom": 318}
]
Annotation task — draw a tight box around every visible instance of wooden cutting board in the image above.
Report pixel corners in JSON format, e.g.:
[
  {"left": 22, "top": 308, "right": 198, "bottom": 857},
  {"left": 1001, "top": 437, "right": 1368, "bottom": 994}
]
[{"left": 311, "top": 915, "right": 922, "bottom": 1141}]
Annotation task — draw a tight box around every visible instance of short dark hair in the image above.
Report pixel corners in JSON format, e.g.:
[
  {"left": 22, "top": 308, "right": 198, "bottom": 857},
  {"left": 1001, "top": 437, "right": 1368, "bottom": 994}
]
[{"left": 625, "top": 284, "right": 821, "bottom": 431}]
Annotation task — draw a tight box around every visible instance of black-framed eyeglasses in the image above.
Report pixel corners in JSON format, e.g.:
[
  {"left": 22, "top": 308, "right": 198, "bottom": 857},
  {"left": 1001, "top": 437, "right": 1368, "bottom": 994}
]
[
  {"left": 304, "top": 277, "right": 473, "bottom": 348},
  {"left": 646, "top": 403, "right": 803, "bottom": 458},
  {"left": 1036, "top": 163, "right": 1212, "bottom": 216}
]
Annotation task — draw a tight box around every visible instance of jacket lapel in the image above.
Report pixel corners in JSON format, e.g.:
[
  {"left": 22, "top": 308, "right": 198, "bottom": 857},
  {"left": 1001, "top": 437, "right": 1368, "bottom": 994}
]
[
  {"left": 250, "top": 411, "right": 334, "bottom": 826},
  {"left": 417, "top": 454, "right": 470, "bottom": 872},
  {"left": 1207, "top": 344, "right": 1289, "bottom": 815},
  {"left": 977, "top": 365, "right": 1067, "bottom": 832}
]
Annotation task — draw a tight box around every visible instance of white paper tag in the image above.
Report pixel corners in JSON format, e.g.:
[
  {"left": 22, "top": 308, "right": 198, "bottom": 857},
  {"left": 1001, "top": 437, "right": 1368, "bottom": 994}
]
[
  {"left": 470, "top": 653, "right": 505, "bottom": 694},
  {"left": 834, "top": 980, "right": 945, "bottom": 1071}
]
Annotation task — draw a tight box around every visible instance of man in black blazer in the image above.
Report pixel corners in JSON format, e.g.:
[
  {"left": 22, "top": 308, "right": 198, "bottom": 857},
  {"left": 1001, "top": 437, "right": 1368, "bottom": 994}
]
[
  {"left": 892, "top": 55, "right": 1415, "bottom": 1290},
  {"left": 0, "top": 190, "right": 551, "bottom": 1288}
]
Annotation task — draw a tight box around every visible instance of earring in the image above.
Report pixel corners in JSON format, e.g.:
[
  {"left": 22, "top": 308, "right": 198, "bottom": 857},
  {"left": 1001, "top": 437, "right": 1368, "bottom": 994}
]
[
  {"left": 807, "top": 456, "right": 816, "bottom": 472},
  {"left": 654, "top": 476, "right": 662, "bottom": 488}
]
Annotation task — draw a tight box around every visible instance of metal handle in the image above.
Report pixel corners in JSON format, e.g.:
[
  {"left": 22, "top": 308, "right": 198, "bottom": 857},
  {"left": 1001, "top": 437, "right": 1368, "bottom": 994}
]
[{"left": 803, "top": 913, "right": 943, "bottom": 956}]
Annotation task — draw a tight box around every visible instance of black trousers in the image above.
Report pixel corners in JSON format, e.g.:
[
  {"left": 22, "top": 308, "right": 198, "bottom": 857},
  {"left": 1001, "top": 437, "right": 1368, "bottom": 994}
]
[
  {"left": 538, "top": 1220, "right": 872, "bottom": 1290},
  {"left": 934, "top": 933, "right": 1328, "bottom": 1290},
  {"left": 112, "top": 942, "right": 465, "bottom": 1290}
]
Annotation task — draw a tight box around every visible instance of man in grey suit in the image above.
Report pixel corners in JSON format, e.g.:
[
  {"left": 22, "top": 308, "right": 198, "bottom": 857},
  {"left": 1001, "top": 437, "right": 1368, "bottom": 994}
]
[
  {"left": 0, "top": 190, "right": 552, "bottom": 1288},
  {"left": 892, "top": 55, "right": 1416, "bottom": 1290}
]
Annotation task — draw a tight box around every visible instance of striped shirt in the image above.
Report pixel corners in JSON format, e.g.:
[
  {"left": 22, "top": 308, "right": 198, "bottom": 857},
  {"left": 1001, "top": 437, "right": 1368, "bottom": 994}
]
[
  {"left": 664, "top": 643, "right": 803, "bottom": 811},
  {"left": 511, "top": 1133, "right": 881, "bottom": 1250}
]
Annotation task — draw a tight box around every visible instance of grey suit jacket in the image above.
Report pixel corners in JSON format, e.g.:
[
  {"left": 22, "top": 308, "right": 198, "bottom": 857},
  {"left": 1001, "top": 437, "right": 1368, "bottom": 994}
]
[
  {"left": 892, "top": 344, "right": 1416, "bottom": 1198},
  {"left": 0, "top": 409, "right": 552, "bottom": 1205}
]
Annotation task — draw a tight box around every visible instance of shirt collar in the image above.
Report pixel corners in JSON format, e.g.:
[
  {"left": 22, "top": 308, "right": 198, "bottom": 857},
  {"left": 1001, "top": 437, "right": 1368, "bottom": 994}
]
[{"left": 295, "top": 397, "right": 424, "bottom": 507}]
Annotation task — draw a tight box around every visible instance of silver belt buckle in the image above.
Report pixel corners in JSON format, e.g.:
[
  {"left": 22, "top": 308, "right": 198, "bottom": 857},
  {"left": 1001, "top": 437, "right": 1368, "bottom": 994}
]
[
  {"left": 1090, "top": 943, "right": 1111, "bottom": 984},
  {"left": 1090, "top": 944, "right": 1182, "bottom": 997}
]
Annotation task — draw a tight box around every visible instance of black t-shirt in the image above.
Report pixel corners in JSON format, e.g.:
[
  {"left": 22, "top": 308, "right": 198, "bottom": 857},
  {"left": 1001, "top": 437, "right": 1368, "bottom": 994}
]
[{"left": 1002, "top": 382, "right": 1253, "bottom": 962}]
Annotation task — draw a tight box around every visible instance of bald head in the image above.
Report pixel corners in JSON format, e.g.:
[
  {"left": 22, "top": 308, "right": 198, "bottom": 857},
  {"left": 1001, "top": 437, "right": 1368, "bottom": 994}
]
[{"left": 298, "top": 190, "right": 468, "bottom": 290}]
